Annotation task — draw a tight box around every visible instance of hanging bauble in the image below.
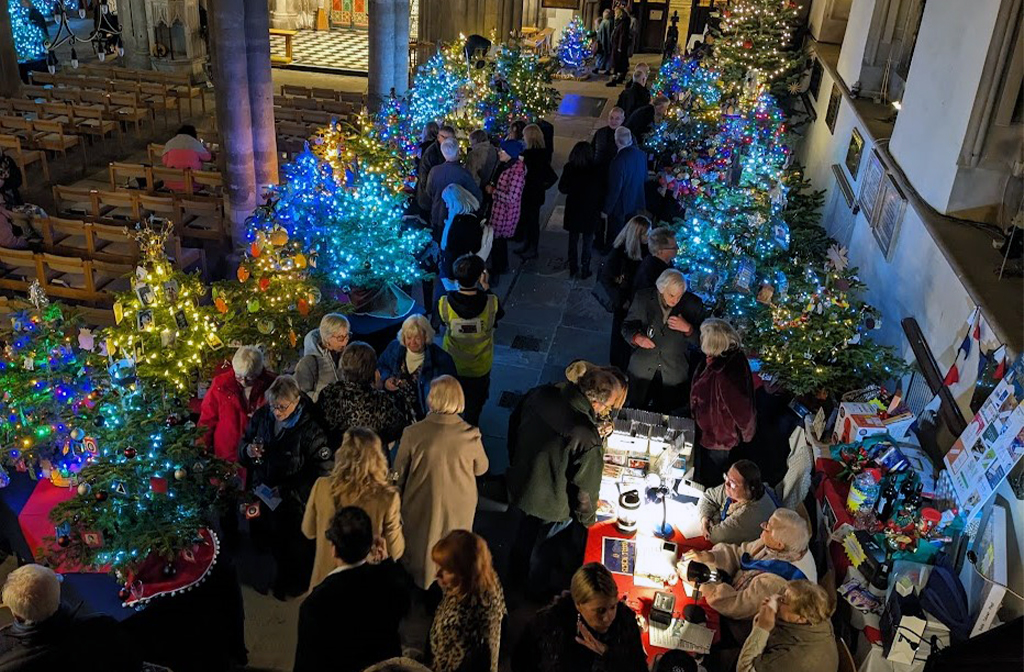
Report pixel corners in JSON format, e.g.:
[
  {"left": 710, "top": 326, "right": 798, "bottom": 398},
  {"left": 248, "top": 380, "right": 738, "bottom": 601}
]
[
  {"left": 237, "top": 267, "right": 250, "bottom": 283},
  {"left": 288, "top": 330, "right": 298, "bottom": 348},
  {"left": 297, "top": 299, "right": 310, "bottom": 317},
  {"left": 77, "top": 482, "right": 91, "bottom": 496},
  {"left": 743, "top": 40, "right": 753, "bottom": 49},
  {"left": 57, "top": 535, "right": 71, "bottom": 547},
  {"left": 123, "top": 447, "right": 137, "bottom": 459},
  {"left": 247, "top": 299, "right": 261, "bottom": 313},
  {"left": 70, "top": 428, "right": 85, "bottom": 441},
  {"left": 214, "top": 297, "right": 228, "bottom": 314},
  {"left": 269, "top": 229, "right": 289, "bottom": 246},
  {"left": 250, "top": 242, "right": 261, "bottom": 257},
  {"left": 95, "top": 490, "right": 108, "bottom": 502},
  {"left": 294, "top": 253, "right": 308, "bottom": 269},
  {"left": 118, "top": 587, "right": 131, "bottom": 601},
  {"left": 257, "top": 319, "right": 276, "bottom": 335},
  {"left": 174, "top": 468, "right": 187, "bottom": 481},
  {"left": 308, "top": 288, "right": 322, "bottom": 305},
  {"left": 259, "top": 278, "right": 271, "bottom": 292}
]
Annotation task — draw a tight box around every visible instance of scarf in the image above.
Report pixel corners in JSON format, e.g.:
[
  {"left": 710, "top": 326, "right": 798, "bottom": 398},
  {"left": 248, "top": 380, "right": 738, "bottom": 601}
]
[
  {"left": 405, "top": 347, "right": 426, "bottom": 375},
  {"left": 274, "top": 403, "right": 304, "bottom": 437},
  {"left": 739, "top": 553, "right": 807, "bottom": 581}
]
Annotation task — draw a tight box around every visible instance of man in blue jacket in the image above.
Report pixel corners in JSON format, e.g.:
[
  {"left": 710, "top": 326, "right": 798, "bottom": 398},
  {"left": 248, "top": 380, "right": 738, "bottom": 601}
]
[{"left": 602, "top": 126, "right": 647, "bottom": 249}]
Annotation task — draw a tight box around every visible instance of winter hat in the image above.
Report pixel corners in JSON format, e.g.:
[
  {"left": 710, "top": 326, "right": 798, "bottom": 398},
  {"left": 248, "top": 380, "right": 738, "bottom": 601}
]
[
  {"left": 499, "top": 139, "right": 524, "bottom": 161},
  {"left": 768, "top": 508, "right": 810, "bottom": 552}
]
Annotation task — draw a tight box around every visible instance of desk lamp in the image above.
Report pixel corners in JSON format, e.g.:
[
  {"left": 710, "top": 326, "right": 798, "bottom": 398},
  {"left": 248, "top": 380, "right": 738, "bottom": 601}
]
[{"left": 683, "top": 561, "right": 721, "bottom": 624}]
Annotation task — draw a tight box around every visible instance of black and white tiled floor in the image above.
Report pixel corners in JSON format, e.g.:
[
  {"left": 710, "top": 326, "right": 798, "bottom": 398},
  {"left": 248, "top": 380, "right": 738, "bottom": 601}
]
[{"left": 269, "top": 28, "right": 368, "bottom": 72}]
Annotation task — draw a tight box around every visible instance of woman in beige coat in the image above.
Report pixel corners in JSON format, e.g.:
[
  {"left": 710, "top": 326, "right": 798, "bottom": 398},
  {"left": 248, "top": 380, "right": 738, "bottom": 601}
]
[
  {"left": 395, "top": 375, "right": 489, "bottom": 589},
  {"left": 302, "top": 427, "right": 405, "bottom": 591}
]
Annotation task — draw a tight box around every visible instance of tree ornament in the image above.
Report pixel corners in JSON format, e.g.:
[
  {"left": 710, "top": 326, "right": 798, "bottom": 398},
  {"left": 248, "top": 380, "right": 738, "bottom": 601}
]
[
  {"left": 57, "top": 535, "right": 71, "bottom": 547},
  {"left": 214, "top": 297, "right": 228, "bottom": 314},
  {"left": 95, "top": 490, "right": 108, "bottom": 502},
  {"left": 269, "top": 229, "right": 289, "bottom": 246},
  {"left": 236, "top": 267, "right": 250, "bottom": 283},
  {"left": 743, "top": 40, "right": 753, "bottom": 49},
  {"left": 118, "top": 587, "right": 131, "bottom": 601},
  {"left": 77, "top": 482, "right": 92, "bottom": 496},
  {"left": 258, "top": 278, "right": 271, "bottom": 292},
  {"left": 250, "top": 242, "right": 261, "bottom": 258},
  {"left": 174, "top": 468, "right": 187, "bottom": 480},
  {"left": 247, "top": 299, "right": 261, "bottom": 313},
  {"left": 123, "top": 447, "right": 137, "bottom": 459}
]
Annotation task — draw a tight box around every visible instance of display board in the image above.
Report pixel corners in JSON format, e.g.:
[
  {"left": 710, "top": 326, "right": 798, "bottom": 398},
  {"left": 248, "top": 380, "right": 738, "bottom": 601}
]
[{"left": 943, "top": 357, "right": 1024, "bottom": 518}]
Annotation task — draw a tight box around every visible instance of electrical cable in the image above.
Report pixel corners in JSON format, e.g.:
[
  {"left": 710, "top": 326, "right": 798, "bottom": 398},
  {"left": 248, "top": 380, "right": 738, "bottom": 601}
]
[{"left": 967, "top": 550, "right": 1024, "bottom": 601}]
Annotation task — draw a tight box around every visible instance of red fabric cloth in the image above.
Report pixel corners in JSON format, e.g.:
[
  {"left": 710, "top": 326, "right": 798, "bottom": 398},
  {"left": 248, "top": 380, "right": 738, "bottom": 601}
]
[
  {"left": 490, "top": 159, "right": 526, "bottom": 238},
  {"left": 197, "top": 369, "right": 274, "bottom": 463},
  {"left": 123, "top": 527, "right": 218, "bottom": 607},
  {"left": 690, "top": 348, "right": 757, "bottom": 451},
  {"left": 584, "top": 521, "right": 720, "bottom": 663},
  {"left": 18, "top": 479, "right": 104, "bottom": 573}
]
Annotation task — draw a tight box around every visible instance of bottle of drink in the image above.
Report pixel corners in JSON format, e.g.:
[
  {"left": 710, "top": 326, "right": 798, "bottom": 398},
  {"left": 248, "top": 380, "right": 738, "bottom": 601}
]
[{"left": 874, "top": 476, "right": 899, "bottom": 523}]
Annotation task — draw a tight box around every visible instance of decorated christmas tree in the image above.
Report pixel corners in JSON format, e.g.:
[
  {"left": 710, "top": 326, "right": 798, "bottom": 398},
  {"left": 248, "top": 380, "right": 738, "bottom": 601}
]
[
  {"left": 711, "top": 0, "right": 806, "bottom": 96},
  {"left": 8, "top": 0, "right": 46, "bottom": 63},
  {"left": 100, "top": 221, "right": 223, "bottom": 401},
  {"left": 47, "top": 391, "right": 237, "bottom": 583},
  {"left": 213, "top": 225, "right": 327, "bottom": 368},
  {"left": 0, "top": 284, "right": 100, "bottom": 485},
  {"left": 472, "top": 44, "right": 560, "bottom": 135},
  {"left": 556, "top": 15, "right": 590, "bottom": 73}
]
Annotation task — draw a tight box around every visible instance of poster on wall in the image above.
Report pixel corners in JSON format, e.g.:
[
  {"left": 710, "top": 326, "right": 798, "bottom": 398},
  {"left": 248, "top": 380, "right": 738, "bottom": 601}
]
[{"left": 943, "top": 356, "right": 1024, "bottom": 519}]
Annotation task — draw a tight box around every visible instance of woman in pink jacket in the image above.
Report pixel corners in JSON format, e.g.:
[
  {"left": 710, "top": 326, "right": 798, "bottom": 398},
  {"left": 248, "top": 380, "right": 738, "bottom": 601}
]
[
  {"left": 161, "top": 124, "right": 212, "bottom": 191},
  {"left": 485, "top": 139, "right": 526, "bottom": 286}
]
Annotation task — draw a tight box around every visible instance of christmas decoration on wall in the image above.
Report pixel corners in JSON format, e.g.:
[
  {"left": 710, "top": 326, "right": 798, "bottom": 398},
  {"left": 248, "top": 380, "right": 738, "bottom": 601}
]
[
  {"left": 100, "top": 221, "right": 221, "bottom": 400},
  {"left": 213, "top": 226, "right": 327, "bottom": 367},
  {"left": 0, "top": 283, "right": 100, "bottom": 484},
  {"left": 8, "top": 0, "right": 47, "bottom": 63},
  {"left": 555, "top": 15, "right": 590, "bottom": 75}
]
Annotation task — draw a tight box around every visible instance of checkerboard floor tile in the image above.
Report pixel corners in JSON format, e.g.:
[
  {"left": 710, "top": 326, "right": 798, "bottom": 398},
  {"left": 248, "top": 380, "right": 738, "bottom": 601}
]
[{"left": 269, "top": 28, "right": 368, "bottom": 72}]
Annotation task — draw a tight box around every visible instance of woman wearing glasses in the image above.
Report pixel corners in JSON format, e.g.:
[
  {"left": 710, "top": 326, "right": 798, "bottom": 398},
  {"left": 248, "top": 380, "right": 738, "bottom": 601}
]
[{"left": 239, "top": 375, "right": 332, "bottom": 600}]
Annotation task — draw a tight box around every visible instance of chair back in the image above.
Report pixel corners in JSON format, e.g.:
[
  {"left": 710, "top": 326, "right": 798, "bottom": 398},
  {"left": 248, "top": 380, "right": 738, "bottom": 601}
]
[
  {"left": 11, "top": 99, "right": 40, "bottom": 115},
  {"left": 109, "top": 162, "right": 152, "bottom": 190},
  {"left": 109, "top": 91, "right": 141, "bottom": 108},
  {"left": 52, "top": 185, "right": 98, "bottom": 217},
  {"left": 137, "top": 194, "right": 177, "bottom": 219},
  {"left": 0, "top": 134, "right": 22, "bottom": 152},
  {"left": 32, "top": 119, "right": 64, "bottom": 136},
  {"left": 148, "top": 143, "right": 166, "bottom": 165},
  {"left": 311, "top": 87, "right": 340, "bottom": 101},
  {"left": 282, "top": 84, "right": 311, "bottom": 98},
  {"left": 190, "top": 170, "right": 223, "bottom": 195},
  {"left": 94, "top": 190, "right": 140, "bottom": 221}
]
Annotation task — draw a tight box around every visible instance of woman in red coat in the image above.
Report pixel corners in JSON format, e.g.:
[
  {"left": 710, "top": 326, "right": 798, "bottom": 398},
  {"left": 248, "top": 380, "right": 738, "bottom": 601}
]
[
  {"left": 199, "top": 346, "right": 275, "bottom": 468},
  {"left": 690, "top": 318, "right": 757, "bottom": 488}
]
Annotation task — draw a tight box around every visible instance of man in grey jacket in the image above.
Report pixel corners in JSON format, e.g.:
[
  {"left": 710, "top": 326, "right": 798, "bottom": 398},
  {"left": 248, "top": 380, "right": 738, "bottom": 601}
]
[{"left": 698, "top": 459, "right": 778, "bottom": 545}]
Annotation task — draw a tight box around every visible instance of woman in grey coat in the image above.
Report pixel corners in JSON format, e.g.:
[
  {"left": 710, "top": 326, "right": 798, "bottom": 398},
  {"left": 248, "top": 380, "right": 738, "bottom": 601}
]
[{"left": 295, "top": 313, "right": 349, "bottom": 402}]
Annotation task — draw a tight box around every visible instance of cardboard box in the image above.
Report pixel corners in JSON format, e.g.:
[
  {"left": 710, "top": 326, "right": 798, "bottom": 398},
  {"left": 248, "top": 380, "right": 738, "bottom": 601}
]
[{"left": 832, "top": 402, "right": 887, "bottom": 445}]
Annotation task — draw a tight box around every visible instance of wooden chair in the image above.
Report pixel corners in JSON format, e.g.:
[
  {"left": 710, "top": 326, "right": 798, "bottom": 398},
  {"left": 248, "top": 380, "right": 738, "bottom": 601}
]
[
  {"left": 40, "top": 253, "right": 99, "bottom": 303},
  {"left": 109, "top": 162, "right": 151, "bottom": 191},
  {"left": 276, "top": 121, "right": 310, "bottom": 140},
  {"left": 189, "top": 169, "right": 223, "bottom": 196},
  {"left": 89, "top": 222, "right": 139, "bottom": 263},
  {"left": 274, "top": 107, "right": 301, "bottom": 123},
  {"left": 0, "top": 134, "right": 49, "bottom": 182},
  {"left": 319, "top": 99, "right": 353, "bottom": 117},
  {"left": 136, "top": 193, "right": 177, "bottom": 221},
  {"left": 40, "top": 101, "right": 74, "bottom": 129},
  {"left": 22, "top": 85, "right": 51, "bottom": 100},
  {"left": 338, "top": 91, "right": 365, "bottom": 106},
  {"left": 73, "top": 104, "right": 120, "bottom": 146},
  {"left": 177, "top": 197, "right": 227, "bottom": 244},
  {"left": 282, "top": 84, "right": 312, "bottom": 98},
  {"left": 311, "top": 87, "right": 340, "bottom": 102},
  {"left": 150, "top": 166, "right": 190, "bottom": 194},
  {"left": 33, "top": 118, "right": 87, "bottom": 170},
  {"left": 10, "top": 99, "right": 41, "bottom": 117},
  {"left": 301, "top": 110, "right": 332, "bottom": 126},
  {"left": 39, "top": 217, "right": 91, "bottom": 255},
  {"left": 94, "top": 189, "right": 139, "bottom": 222},
  {"left": 161, "top": 71, "right": 206, "bottom": 116},
  {"left": 147, "top": 143, "right": 165, "bottom": 165},
  {"left": 52, "top": 185, "right": 97, "bottom": 218},
  {"left": 111, "top": 80, "right": 140, "bottom": 95},
  {"left": 113, "top": 67, "right": 141, "bottom": 82},
  {"left": 89, "top": 257, "right": 133, "bottom": 301},
  {"left": 0, "top": 247, "right": 43, "bottom": 293},
  {"left": 0, "top": 115, "right": 37, "bottom": 143},
  {"left": 28, "top": 71, "right": 58, "bottom": 86},
  {"left": 77, "top": 90, "right": 113, "bottom": 120},
  {"left": 165, "top": 235, "right": 207, "bottom": 277},
  {"left": 139, "top": 81, "right": 181, "bottom": 126},
  {"left": 0, "top": 100, "right": 11, "bottom": 114},
  {"left": 108, "top": 92, "right": 152, "bottom": 136},
  {"left": 288, "top": 97, "right": 320, "bottom": 111}
]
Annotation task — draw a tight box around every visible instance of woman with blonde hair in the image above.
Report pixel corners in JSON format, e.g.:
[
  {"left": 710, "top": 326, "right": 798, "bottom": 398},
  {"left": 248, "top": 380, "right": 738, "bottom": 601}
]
[
  {"left": 516, "top": 123, "right": 558, "bottom": 260},
  {"left": 302, "top": 427, "right": 405, "bottom": 590},
  {"left": 394, "top": 376, "right": 489, "bottom": 590},
  {"left": 378, "top": 314, "right": 457, "bottom": 421},
  {"left": 599, "top": 214, "right": 650, "bottom": 369},
  {"left": 737, "top": 580, "right": 838, "bottom": 672},
  {"left": 428, "top": 530, "right": 506, "bottom": 672},
  {"left": 690, "top": 317, "right": 757, "bottom": 486}
]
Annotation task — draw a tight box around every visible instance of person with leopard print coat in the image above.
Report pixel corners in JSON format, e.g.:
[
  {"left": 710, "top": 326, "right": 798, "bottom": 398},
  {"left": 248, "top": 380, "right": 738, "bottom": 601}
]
[{"left": 317, "top": 341, "right": 409, "bottom": 446}]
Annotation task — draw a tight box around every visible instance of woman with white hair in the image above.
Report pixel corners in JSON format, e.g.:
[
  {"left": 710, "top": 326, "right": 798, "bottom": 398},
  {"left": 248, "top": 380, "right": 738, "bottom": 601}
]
[
  {"left": 239, "top": 374, "right": 332, "bottom": 599},
  {"left": 199, "top": 345, "right": 275, "bottom": 471},
  {"left": 296, "top": 313, "right": 350, "bottom": 402},
  {"left": 438, "top": 183, "right": 492, "bottom": 293},
  {"left": 598, "top": 214, "right": 650, "bottom": 369},
  {"left": 682, "top": 508, "right": 817, "bottom": 620},
  {"left": 393, "top": 375, "right": 489, "bottom": 589},
  {"left": 737, "top": 580, "right": 839, "bottom": 672},
  {"left": 691, "top": 317, "right": 757, "bottom": 487},
  {"left": 378, "top": 314, "right": 457, "bottom": 420},
  {"left": 621, "top": 267, "right": 704, "bottom": 413}
]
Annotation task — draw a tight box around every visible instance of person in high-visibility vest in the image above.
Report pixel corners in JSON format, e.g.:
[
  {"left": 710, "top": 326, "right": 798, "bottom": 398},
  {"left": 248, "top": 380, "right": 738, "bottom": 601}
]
[{"left": 438, "top": 254, "right": 504, "bottom": 427}]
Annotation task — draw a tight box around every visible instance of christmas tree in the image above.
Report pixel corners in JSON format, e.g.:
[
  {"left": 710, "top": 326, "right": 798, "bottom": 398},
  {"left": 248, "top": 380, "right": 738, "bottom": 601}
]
[
  {"left": 46, "top": 392, "right": 238, "bottom": 577},
  {"left": 710, "top": 0, "right": 806, "bottom": 96},
  {"left": 472, "top": 44, "right": 560, "bottom": 135},
  {"left": 213, "top": 225, "right": 328, "bottom": 369},
  {"left": 556, "top": 15, "right": 589, "bottom": 73},
  {"left": 0, "top": 284, "right": 100, "bottom": 485},
  {"left": 9, "top": 0, "right": 46, "bottom": 63},
  {"left": 100, "top": 221, "right": 223, "bottom": 401}
]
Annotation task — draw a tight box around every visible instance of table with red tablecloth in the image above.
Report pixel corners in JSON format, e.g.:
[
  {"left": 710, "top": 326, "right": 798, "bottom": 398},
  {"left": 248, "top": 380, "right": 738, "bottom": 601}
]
[{"left": 584, "top": 520, "right": 720, "bottom": 663}]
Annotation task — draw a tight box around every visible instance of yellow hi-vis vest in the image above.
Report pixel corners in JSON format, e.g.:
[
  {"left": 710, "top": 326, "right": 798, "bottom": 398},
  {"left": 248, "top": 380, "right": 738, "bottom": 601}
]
[{"left": 439, "top": 293, "right": 498, "bottom": 378}]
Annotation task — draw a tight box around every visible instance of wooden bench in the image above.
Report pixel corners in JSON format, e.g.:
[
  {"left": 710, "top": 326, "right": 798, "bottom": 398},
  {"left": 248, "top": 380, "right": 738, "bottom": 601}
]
[
  {"left": 522, "top": 27, "right": 555, "bottom": 55},
  {"left": 270, "top": 29, "right": 299, "bottom": 65}
]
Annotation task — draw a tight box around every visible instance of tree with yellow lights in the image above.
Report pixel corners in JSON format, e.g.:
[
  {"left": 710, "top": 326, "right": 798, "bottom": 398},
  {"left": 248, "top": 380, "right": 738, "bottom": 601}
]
[
  {"left": 711, "top": 0, "right": 806, "bottom": 96},
  {"left": 101, "top": 222, "right": 222, "bottom": 401},
  {"left": 213, "top": 226, "right": 328, "bottom": 368}
]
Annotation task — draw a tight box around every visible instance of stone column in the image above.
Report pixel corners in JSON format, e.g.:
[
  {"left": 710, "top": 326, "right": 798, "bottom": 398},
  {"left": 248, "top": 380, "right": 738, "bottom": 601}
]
[
  {"left": 0, "top": 0, "right": 22, "bottom": 96},
  {"left": 210, "top": 0, "right": 257, "bottom": 245},
  {"left": 116, "top": 0, "right": 152, "bottom": 70},
  {"left": 368, "top": 0, "right": 395, "bottom": 109},
  {"left": 245, "top": 0, "right": 279, "bottom": 191},
  {"left": 393, "top": 0, "right": 410, "bottom": 94},
  {"left": 270, "top": 0, "right": 300, "bottom": 29}
]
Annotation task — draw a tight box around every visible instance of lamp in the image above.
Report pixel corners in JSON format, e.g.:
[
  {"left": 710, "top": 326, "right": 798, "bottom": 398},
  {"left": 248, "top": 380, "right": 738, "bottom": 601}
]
[{"left": 683, "top": 560, "right": 726, "bottom": 624}]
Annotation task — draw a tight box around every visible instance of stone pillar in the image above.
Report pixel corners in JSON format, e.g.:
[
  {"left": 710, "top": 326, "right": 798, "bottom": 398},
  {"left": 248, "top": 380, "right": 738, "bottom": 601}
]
[
  {"left": 0, "top": 0, "right": 22, "bottom": 96},
  {"left": 245, "top": 0, "right": 279, "bottom": 191},
  {"left": 393, "top": 0, "right": 410, "bottom": 94},
  {"left": 117, "top": 0, "right": 152, "bottom": 70},
  {"left": 210, "top": 0, "right": 257, "bottom": 244},
  {"left": 368, "top": 0, "right": 395, "bottom": 109},
  {"left": 270, "top": 0, "right": 299, "bottom": 29}
]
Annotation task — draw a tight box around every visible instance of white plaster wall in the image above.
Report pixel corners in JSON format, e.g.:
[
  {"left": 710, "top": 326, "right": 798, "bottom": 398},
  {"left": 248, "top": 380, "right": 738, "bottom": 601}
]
[
  {"left": 835, "top": 0, "right": 875, "bottom": 87},
  {"left": 809, "top": 0, "right": 851, "bottom": 44},
  {"left": 544, "top": 8, "right": 574, "bottom": 39},
  {"left": 887, "top": 0, "right": 1003, "bottom": 213}
]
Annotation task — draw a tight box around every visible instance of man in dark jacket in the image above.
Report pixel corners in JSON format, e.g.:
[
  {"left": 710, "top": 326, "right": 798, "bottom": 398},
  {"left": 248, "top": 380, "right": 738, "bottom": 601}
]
[
  {"left": 416, "top": 125, "right": 456, "bottom": 213},
  {"left": 506, "top": 368, "right": 622, "bottom": 597},
  {"left": 294, "top": 507, "right": 410, "bottom": 672},
  {"left": 0, "top": 564, "right": 140, "bottom": 672},
  {"left": 632, "top": 225, "right": 678, "bottom": 296},
  {"left": 591, "top": 106, "right": 626, "bottom": 173},
  {"left": 602, "top": 126, "right": 647, "bottom": 248},
  {"left": 622, "top": 269, "right": 705, "bottom": 413},
  {"left": 626, "top": 95, "right": 670, "bottom": 149},
  {"left": 425, "top": 138, "right": 483, "bottom": 239},
  {"left": 616, "top": 69, "right": 650, "bottom": 119}
]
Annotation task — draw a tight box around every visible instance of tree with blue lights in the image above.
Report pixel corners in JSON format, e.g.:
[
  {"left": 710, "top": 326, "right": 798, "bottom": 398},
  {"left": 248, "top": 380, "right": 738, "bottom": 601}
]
[
  {"left": 556, "top": 15, "right": 589, "bottom": 73},
  {"left": 9, "top": 0, "right": 47, "bottom": 63}
]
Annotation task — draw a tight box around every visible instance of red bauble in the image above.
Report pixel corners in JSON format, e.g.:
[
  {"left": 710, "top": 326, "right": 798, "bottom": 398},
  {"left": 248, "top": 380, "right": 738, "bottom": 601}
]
[
  {"left": 118, "top": 587, "right": 130, "bottom": 601},
  {"left": 95, "top": 490, "right": 108, "bottom": 502},
  {"left": 743, "top": 40, "right": 753, "bottom": 49},
  {"left": 123, "top": 447, "right": 137, "bottom": 458}
]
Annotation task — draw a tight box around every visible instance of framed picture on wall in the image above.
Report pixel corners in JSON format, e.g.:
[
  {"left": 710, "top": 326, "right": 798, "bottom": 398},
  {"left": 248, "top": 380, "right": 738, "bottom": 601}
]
[
  {"left": 872, "top": 173, "right": 907, "bottom": 259},
  {"left": 858, "top": 150, "right": 884, "bottom": 215},
  {"left": 825, "top": 84, "right": 841, "bottom": 134},
  {"left": 808, "top": 59, "right": 824, "bottom": 100},
  {"left": 845, "top": 128, "right": 864, "bottom": 179},
  {"left": 542, "top": 0, "right": 579, "bottom": 8}
]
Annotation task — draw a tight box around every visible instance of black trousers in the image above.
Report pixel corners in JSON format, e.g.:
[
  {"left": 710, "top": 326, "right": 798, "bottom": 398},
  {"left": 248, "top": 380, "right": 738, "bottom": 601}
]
[
  {"left": 249, "top": 498, "right": 314, "bottom": 597},
  {"left": 610, "top": 308, "right": 630, "bottom": 370},
  {"left": 458, "top": 372, "right": 490, "bottom": 428},
  {"left": 626, "top": 370, "right": 686, "bottom": 414},
  {"left": 507, "top": 507, "right": 587, "bottom": 601},
  {"left": 520, "top": 202, "right": 542, "bottom": 251},
  {"left": 567, "top": 230, "right": 594, "bottom": 273},
  {"left": 698, "top": 445, "right": 733, "bottom": 488},
  {"left": 491, "top": 237, "right": 510, "bottom": 276}
]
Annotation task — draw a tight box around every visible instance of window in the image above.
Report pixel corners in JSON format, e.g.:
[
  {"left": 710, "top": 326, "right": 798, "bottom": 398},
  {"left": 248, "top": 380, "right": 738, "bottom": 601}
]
[
  {"left": 995, "top": 17, "right": 1023, "bottom": 126},
  {"left": 872, "top": 174, "right": 907, "bottom": 258},
  {"left": 825, "top": 83, "right": 841, "bottom": 133},
  {"left": 808, "top": 59, "right": 824, "bottom": 100}
]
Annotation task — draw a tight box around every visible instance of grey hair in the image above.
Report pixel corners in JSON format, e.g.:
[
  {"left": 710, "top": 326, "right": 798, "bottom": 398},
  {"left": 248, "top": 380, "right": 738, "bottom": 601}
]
[
  {"left": 265, "top": 374, "right": 301, "bottom": 405},
  {"left": 231, "top": 345, "right": 265, "bottom": 378},
  {"left": 632, "top": 69, "right": 646, "bottom": 83},
  {"left": 700, "top": 318, "right": 742, "bottom": 357},
  {"left": 614, "top": 126, "right": 633, "bottom": 148},
  {"left": 2, "top": 565, "right": 60, "bottom": 624},
  {"left": 609, "top": 106, "right": 625, "bottom": 121},
  {"left": 442, "top": 183, "right": 480, "bottom": 217},
  {"left": 655, "top": 268, "right": 687, "bottom": 294},
  {"left": 399, "top": 314, "right": 436, "bottom": 347},
  {"left": 647, "top": 226, "right": 677, "bottom": 255},
  {"left": 320, "top": 313, "right": 350, "bottom": 341},
  {"left": 441, "top": 137, "right": 459, "bottom": 161}
]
